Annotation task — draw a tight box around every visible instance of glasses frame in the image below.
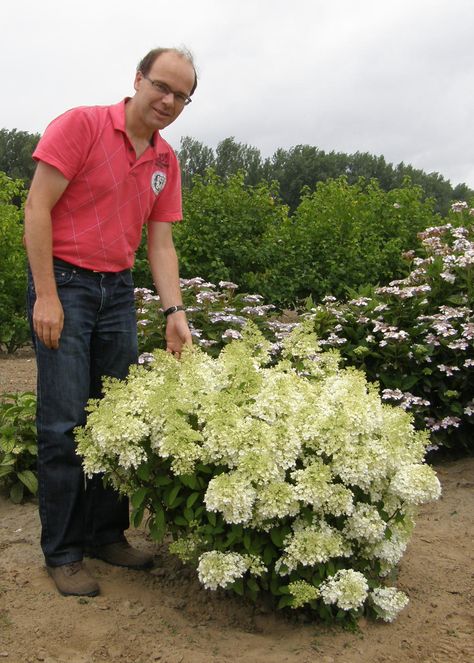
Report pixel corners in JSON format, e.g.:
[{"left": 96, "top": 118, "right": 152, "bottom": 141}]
[{"left": 141, "top": 74, "right": 192, "bottom": 106}]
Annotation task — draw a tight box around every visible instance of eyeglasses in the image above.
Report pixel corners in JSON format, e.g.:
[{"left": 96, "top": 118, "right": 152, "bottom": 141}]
[{"left": 142, "top": 74, "right": 192, "bottom": 106}]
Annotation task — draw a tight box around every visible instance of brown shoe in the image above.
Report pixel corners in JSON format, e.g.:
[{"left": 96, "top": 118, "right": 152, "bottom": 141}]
[
  {"left": 47, "top": 561, "right": 100, "bottom": 597},
  {"left": 86, "top": 541, "right": 154, "bottom": 570}
]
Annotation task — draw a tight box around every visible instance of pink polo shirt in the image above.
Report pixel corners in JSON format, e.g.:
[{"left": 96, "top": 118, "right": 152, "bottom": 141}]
[{"left": 33, "top": 99, "right": 183, "bottom": 271}]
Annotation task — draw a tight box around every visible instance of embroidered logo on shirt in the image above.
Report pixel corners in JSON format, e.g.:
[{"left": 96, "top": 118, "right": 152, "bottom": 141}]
[{"left": 151, "top": 171, "right": 167, "bottom": 195}]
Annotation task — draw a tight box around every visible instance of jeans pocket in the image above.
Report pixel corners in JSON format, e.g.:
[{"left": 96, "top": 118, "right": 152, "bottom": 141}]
[
  {"left": 119, "top": 270, "right": 134, "bottom": 289},
  {"left": 53, "top": 264, "right": 76, "bottom": 287}
]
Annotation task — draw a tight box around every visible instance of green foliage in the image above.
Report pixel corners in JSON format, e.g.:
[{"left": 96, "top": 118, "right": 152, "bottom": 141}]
[
  {"left": 178, "top": 136, "right": 266, "bottom": 189},
  {"left": 124, "top": 146, "right": 469, "bottom": 308},
  {"left": 267, "top": 145, "right": 350, "bottom": 211},
  {"left": 0, "top": 392, "right": 38, "bottom": 503},
  {"left": 0, "top": 172, "right": 30, "bottom": 353},
  {"left": 177, "top": 136, "right": 473, "bottom": 215},
  {"left": 258, "top": 177, "right": 439, "bottom": 305},
  {"left": 214, "top": 137, "right": 264, "bottom": 185},
  {"left": 167, "top": 172, "right": 442, "bottom": 308},
  {"left": 178, "top": 136, "right": 216, "bottom": 189},
  {"left": 174, "top": 170, "right": 287, "bottom": 294},
  {"left": 131, "top": 224, "right": 151, "bottom": 289},
  {"left": 0, "top": 128, "right": 40, "bottom": 187}
]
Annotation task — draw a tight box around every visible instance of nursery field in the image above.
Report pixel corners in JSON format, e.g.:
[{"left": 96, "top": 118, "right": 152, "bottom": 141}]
[{"left": 0, "top": 353, "right": 473, "bottom": 663}]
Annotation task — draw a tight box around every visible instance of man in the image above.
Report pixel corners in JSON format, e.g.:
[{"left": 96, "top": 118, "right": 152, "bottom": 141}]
[{"left": 24, "top": 47, "right": 195, "bottom": 597}]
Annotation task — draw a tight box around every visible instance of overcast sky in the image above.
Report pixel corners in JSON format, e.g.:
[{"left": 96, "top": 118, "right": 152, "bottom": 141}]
[{"left": 2, "top": 0, "right": 473, "bottom": 188}]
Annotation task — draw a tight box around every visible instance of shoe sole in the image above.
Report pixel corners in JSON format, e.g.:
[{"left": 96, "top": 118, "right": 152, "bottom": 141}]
[{"left": 56, "top": 586, "right": 100, "bottom": 597}]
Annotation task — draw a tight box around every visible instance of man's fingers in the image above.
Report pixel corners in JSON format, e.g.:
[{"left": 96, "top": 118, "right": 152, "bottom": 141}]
[
  {"left": 34, "top": 321, "right": 61, "bottom": 350},
  {"left": 32, "top": 297, "right": 64, "bottom": 349}
]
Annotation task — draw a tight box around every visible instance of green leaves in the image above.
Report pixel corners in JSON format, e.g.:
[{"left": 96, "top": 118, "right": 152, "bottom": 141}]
[
  {"left": 131, "top": 486, "right": 149, "bottom": 509},
  {"left": 164, "top": 483, "right": 181, "bottom": 508},
  {"left": 0, "top": 172, "right": 30, "bottom": 353},
  {"left": 17, "top": 470, "right": 38, "bottom": 495},
  {"left": 270, "top": 525, "right": 291, "bottom": 548},
  {"left": 149, "top": 506, "right": 166, "bottom": 542},
  {"left": 186, "top": 491, "right": 200, "bottom": 509},
  {"left": 9, "top": 481, "right": 25, "bottom": 504},
  {"left": 0, "top": 392, "right": 38, "bottom": 502}
]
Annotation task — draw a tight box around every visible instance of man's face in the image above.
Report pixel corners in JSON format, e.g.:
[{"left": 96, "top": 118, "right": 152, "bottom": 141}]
[{"left": 133, "top": 51, "right": 195, "bottom": 132}]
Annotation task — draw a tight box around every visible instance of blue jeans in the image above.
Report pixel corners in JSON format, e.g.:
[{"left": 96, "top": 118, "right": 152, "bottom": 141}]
[{"left": 27, "top": 259, "right": 138, "bottom": 566}]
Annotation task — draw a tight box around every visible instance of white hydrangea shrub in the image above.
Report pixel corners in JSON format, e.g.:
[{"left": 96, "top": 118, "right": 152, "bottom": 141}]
[{"left": 76, "top": 322, "right": 440, "bottom": 622}]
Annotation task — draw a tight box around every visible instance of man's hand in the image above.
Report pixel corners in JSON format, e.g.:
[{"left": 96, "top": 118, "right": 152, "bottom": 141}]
[
  {"left": 33, "top": 294, "right": 64, "bottom": 350},
  {"left": 165, "top": 311, "right": 192, "bottom": 358}
]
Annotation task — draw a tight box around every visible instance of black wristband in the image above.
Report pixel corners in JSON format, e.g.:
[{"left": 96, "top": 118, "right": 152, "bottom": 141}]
[{"left": 163, "top": 305, "right": 186, "bottom": 318}]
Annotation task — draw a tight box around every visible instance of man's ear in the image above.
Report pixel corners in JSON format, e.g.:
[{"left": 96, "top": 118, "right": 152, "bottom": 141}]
[{"left": 133, "top": 71, "right": 143, "bottom": 93}]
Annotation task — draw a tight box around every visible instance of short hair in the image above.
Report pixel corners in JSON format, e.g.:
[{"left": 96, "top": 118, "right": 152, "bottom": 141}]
[{"left": 137, "top": 47, "right": 198, "bottom": 96}]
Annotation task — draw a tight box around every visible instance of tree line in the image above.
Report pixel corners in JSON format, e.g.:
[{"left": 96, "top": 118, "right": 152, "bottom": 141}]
[
  {"left": 1, "top": 128, "right": 473, "bottom": 214},
  {"left": 177, "top": 136, "right": 473, "bottom": 215}
]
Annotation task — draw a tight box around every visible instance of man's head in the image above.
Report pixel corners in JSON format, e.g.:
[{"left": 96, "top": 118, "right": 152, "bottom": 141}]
[
  {"left": 137, "top": 48, "right": 197, "bottom": 96},
  {"left": 131, "top": 47, "right": 197, "bottom": 133}
]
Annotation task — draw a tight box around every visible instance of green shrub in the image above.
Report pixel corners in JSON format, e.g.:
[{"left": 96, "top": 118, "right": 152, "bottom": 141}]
[
  {"left": 163, "top": 173, "right": 440, "bottom": 308},
  {"left": 173, "top": 170, "right": 287, "bottom": 293},
  {"left": 0, "top": 172, "right": 29, "bottom": 353},
  {"left": 262, "top": 178, "right": 440, "bottom": 305},
  {"left": 0, "top": 391, "right": 38, "bottom": 502}
]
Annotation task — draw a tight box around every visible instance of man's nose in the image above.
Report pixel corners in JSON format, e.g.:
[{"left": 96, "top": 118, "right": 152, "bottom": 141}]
[{"left": 162, "top": 91, "right": 175, "bottom": 105}]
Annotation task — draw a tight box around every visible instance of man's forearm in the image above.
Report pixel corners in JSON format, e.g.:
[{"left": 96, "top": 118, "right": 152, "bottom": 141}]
[
  {"left": 148, "top": 243, "right": 183, "bottom": 308},
  {"left": 24, "top": 200, "right": 64, "bottom": 349},
  {"left": 147, "top": 228, "right": 192, "bottom": 355},
  {"left": 24, "top": 203, "right": 57, "bottom": 296}
]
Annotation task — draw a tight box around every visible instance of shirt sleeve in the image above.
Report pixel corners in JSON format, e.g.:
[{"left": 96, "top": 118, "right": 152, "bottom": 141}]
[
  {"left": 33, "top": 107, "right": 94, "bottom": 181},
  {"left": 148, "top": 145, "right": 183, "bottom": 223}
]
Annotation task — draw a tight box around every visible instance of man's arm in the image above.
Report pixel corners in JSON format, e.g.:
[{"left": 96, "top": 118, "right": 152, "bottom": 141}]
[
  {"left": 147, "top": 221, "right": 192, "bottom": 356},
  {"left": 24, "top": 162, "right": 70, "bottom": 349}
]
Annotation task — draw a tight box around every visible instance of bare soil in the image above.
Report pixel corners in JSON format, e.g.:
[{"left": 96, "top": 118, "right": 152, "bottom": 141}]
[{"left": 0, "top": 353, "right": 473, "bottom": 663}]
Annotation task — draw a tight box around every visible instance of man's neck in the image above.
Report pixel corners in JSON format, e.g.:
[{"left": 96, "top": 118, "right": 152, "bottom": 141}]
[{"left": 124, "top": 99, "right": 155, "bottom": 157}]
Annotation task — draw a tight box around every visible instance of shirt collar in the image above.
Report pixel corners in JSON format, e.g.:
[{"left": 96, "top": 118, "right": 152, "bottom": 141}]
[
  {"left": 109, "top": 98, "right": 128, "bottom": 133},
  {"left": 109, "top": 98, "right": 162, "bottom": 152}
]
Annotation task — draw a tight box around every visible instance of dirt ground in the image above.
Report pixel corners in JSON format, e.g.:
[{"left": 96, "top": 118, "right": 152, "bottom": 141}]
[{"left": 0, "top": 352, "right": 473, "bottom": 663}]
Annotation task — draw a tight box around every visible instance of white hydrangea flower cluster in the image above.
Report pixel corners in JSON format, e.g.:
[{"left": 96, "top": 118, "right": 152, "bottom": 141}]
[
  {"left": 168, "top": 531, "right": 204, "bottom": 563},
  {"left": 76, "top": 370, "right": 155, "bottom": 476},
  {"left": 292, "top": 460, "right": 333, "bottom": 509},
  {"left": 370, "top": 586, "right": 409, "bottom": 622},
  {"left": 324, "top": 484, "right": 355, "bottom": 516},
  {"left": 76, "top": 322, "right": 441, "bottom": 620},
  {"left": 197, "top": 551, "right": 256, "bottom": 590},
  {"left": 244, "top": 554, "right": 267, "bottom": 577},
  {"left": 253, "top": 480, "right": 300, "bottom": 523},
  {"left": 367, "top": 519, "right": 413, "bottom": 573},
  {"left": 343, "top": 503, "right": 387, "bottom": 544},
  {"left": 276, "top": 519, "right": 350, "bottom": 573},
  {"left": 320, "top": 569, "right": 369, "bottom": 610},
  {"left": 389, "top": 463, "right": 441, "bottom": 504},
  {"left": 204, "top": 472, "right": 257, "bottom": 523},
  {"left": 288, "top": 580, "right": 320, "bottom": 608}
]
